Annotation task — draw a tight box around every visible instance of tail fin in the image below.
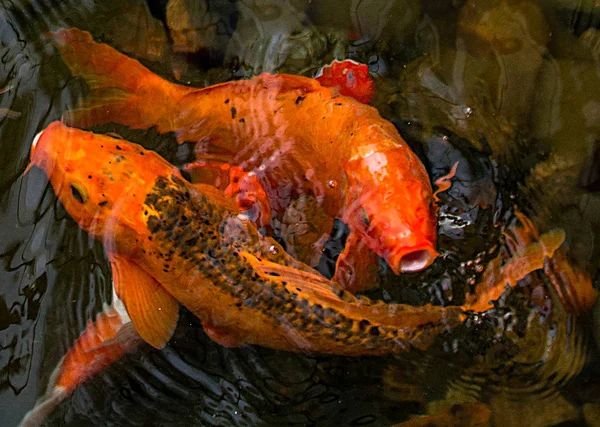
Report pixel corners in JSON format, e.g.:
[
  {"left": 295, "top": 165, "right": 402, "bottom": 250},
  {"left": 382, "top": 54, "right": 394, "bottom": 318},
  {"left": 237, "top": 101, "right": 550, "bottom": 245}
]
[
  {"left": 20, "top": 305, "right": 142, "bottom": 426},
  {"left": 48, "top": 28, "right": 189, "bottom": 130},
  {"left": 464, "top": 213, "right": 568, "bottom": 312}
]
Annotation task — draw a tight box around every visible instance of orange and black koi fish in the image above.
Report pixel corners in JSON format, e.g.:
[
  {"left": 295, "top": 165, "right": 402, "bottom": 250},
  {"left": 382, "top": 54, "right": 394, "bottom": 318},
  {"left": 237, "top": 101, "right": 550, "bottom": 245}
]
[
  {"left": 48, "top": 28, "right": 437, "bottom": 292},
  {"left": 21, "top": 122, "right": 590, "bottom": 425}
]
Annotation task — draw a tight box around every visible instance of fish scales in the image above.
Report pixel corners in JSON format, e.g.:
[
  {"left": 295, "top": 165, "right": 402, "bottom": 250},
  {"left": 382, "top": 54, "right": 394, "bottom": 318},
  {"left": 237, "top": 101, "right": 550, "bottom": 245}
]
[{"left": 141, "top": 174, "right": 440, "bottom": 354}]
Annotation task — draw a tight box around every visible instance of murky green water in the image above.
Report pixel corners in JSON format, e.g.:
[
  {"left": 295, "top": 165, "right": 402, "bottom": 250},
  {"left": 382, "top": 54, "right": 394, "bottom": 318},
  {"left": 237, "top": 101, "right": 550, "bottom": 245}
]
[{"left": 0, "top": 0, "right": 599, "bottom": 426}]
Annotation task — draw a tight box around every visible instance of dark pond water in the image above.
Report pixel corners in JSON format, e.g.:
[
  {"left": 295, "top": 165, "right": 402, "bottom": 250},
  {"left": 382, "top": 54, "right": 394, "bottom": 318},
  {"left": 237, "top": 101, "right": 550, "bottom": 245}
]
[{"left": 1, "top": 0, "right": 600, "bottom": 426}]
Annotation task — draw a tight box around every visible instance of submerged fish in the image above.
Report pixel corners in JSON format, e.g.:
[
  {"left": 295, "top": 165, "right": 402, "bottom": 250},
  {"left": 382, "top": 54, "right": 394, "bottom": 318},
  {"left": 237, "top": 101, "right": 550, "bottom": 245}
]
[
  {"left": 49, "top": 28, "right": 437, "bottom": 292},
  {"left": 315, "top": 59, "right": 376, "bottom": 104},
  {"left": 21, "top": 122, "right": 588, "bottom": 425}
]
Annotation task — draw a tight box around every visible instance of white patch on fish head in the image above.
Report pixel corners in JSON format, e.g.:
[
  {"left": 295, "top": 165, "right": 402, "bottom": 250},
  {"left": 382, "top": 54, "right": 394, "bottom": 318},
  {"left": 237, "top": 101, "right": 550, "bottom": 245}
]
[{"left": 32, "top": 130, "right": 44, "bottom": 149}]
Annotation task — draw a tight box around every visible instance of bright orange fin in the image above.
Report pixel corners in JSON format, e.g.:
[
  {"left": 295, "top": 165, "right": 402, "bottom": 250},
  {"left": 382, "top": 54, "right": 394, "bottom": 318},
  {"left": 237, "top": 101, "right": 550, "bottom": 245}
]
[
  {"left": 201, "top": 321, "right": 245, "bottom": 348},
  {"left": 183, "top": 160, "right": 234, "bottom": 190},
  {"left": 184, "top": 162, "right": 270, "bottom": 223},
  {"left": 109, "top": 253, "right": 179, "bottom": 349},
  {"left": 48, "top": 28, "right": 189, "bottom": 130},
  {"left": 433, "top": 161, "right": 459, "bottom": 204},
  {"left": 20, "top": 307, "right": 142, "bottom": 427},
  {"left": 333, "top": 231, "right": 380, "bottom": 292},
  {"left": 227, "top": 168, "right": 271, "bottom": 228}
]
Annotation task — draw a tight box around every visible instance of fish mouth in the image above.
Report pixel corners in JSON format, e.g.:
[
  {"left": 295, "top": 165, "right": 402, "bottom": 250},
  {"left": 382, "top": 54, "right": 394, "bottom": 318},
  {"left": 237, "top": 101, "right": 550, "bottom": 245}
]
[{"left": 387, "top": 244, "right": 438, "bottom": 274}]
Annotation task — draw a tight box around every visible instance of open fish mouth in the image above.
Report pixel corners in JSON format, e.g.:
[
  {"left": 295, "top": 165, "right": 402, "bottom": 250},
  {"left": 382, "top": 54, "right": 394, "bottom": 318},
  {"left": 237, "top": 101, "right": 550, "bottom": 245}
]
[{"left": 387, "top": 244, "right": 439, "bottom": 274}]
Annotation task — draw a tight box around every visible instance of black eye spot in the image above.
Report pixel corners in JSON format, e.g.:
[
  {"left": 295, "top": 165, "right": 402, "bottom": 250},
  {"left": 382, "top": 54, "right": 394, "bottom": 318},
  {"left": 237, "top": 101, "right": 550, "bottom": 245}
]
[
  {"left": 360, "top": 209, "right": 371, "bottom": 226},
  {"left": 347, "top": 71, "right": 355, "bottom": 85},
  {"left": 71, "top": 185, "right": 84, "bottom": 203},
  {"left": 70, "top": 183, "right": 87, "bottom": 203}
]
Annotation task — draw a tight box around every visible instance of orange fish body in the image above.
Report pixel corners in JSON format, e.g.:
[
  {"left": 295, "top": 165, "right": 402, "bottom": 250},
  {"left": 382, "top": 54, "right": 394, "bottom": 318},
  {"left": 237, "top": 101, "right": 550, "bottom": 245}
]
[
  {"left": 49, "top": 28, "right": 437, "bottom": 292},
  {"left": 315, "top": 59, "right": 376, "bottom": 104}
]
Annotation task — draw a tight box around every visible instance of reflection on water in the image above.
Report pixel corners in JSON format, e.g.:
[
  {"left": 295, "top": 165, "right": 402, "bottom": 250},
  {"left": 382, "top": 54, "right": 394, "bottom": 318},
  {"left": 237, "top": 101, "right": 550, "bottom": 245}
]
[{"left": 0, "top": 0, "right": 599, "bottom": 426}]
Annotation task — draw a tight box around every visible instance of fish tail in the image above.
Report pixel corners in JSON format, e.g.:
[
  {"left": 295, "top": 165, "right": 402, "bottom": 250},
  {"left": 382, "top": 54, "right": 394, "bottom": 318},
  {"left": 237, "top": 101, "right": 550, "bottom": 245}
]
[
  {"left": 19, "top": 306, "right": 141, "bottom": 426},
  {"left": 48, "top": 28, "right": 189, "bottom": 130},
  {"left": 464, "top": 212, "right": 568, "bottom": 312}
]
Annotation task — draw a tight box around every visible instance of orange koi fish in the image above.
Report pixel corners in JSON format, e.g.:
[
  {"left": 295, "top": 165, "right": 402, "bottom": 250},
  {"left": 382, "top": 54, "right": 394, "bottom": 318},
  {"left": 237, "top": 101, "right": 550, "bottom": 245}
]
[
  {"left": 315, "top": 59, "right": 376, "bottom": 104},
  {"left": 48, "top": 28, "right": 436, "bottom": 292}
]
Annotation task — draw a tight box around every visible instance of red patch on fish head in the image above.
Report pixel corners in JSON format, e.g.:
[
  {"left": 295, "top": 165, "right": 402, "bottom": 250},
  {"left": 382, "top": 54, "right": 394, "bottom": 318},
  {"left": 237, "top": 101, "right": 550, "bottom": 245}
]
[
  {"left": 316, "top": 60, "right": 375, "bottom": 104},
  {"left": 344, "top": 148, "right": 438, "bottom": 274}
]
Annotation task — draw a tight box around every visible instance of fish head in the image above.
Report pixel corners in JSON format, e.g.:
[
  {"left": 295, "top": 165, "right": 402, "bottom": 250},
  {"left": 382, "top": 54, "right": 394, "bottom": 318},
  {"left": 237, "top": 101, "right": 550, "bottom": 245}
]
[
  {"left": 344, "top": 146, "right": 438, "bottom": 274},
  {"left": 28, "top": 122, "right": 169, "bottom": 250}
]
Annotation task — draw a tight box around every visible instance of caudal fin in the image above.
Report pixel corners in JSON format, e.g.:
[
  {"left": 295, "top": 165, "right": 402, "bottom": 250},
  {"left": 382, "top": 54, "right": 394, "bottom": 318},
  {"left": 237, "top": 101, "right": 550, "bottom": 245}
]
[
  {"left": 20, "top": 306, "right": 142, "bottom": 427},
  {"left": 48, "top": 28, "right": 189, "bottom": 130}
]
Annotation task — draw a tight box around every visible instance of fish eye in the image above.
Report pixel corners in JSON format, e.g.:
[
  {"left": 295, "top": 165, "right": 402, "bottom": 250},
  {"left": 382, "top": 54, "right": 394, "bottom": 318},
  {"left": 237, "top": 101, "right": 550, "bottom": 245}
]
[
  {"left": 346, "top": 71, "right": 356, "bottom": 85},
  {"left": 360, "top": 208, "right": 371, "bottom": 226},
  {"left": 70, "top": 183, "right": 88, "bottom": 204}
]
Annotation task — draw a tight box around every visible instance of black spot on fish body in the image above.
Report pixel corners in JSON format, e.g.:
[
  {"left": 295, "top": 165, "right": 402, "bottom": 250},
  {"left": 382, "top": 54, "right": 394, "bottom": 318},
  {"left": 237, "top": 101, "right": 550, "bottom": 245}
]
[
  {"left": 230, "top": 107, "right": 237, "bottom": 119},
  {"left": 116, "top": 145, "right": 122, "bottom": 150},
  {"left": 358, "top": 319, "right": 371, "bottom": 332},
  {"left": 98, "top": 201, "right": 108, "bottom": 207},
  {"left": 148, "top": 216, "right": 161, "bottom": 233},
  {"left": 238, "top": 118, "right": 245, "bottom": 123},
  {"left": 295, "top": 96, "right": 305, "bottom": 104},
  {"left": 224, "top": 98, "right": 230, "bottom": 104},
  {"left": 156, "top": 178, "right": 168, "bottom": 190}
]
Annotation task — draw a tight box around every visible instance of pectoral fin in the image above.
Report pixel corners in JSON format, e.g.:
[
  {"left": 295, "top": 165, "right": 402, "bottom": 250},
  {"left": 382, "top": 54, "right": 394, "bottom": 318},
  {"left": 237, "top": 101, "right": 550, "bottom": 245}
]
[
  {"left": 333, "top": 231, "right": 379, "bottom": 292},
  {"left": 109, "top": 253, "right": 179, "bottom": 349},
  {"left": 201, "top": 322, "right": 245, "bottom": 348}
]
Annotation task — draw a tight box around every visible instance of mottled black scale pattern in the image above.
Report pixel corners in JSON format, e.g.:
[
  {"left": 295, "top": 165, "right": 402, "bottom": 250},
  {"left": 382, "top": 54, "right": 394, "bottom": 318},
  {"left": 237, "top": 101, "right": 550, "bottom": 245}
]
[{"left": 143, "top": 175, "right": 445, "bottom": 353}]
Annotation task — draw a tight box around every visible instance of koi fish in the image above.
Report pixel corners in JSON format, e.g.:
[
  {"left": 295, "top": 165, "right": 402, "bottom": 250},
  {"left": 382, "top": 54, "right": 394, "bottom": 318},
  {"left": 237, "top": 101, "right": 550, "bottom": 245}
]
[
  {"left": 21, "top": 122, "right": 584, "bottom": 426},
  {"left": 48, "top": 28, "right": 437, "bottom": 292},
  {"left": 20, "top": 122, "right": 461, "bottom": 425},
  {"left": 29, "top": 121, "right": 466, "bottom": 355},
  {"left": 315, "top": 59, "right": 376, "bottom": 104}
]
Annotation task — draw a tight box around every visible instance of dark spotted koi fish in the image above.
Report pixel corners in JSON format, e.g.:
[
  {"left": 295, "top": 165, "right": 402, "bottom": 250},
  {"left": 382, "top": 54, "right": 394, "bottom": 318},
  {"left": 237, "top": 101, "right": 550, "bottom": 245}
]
[
  {"left": 48, "top": 28, "right": 437, "bottom": 292},
  {"left": 21, "top": 121, "right": 555, "bottom": 425}
]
